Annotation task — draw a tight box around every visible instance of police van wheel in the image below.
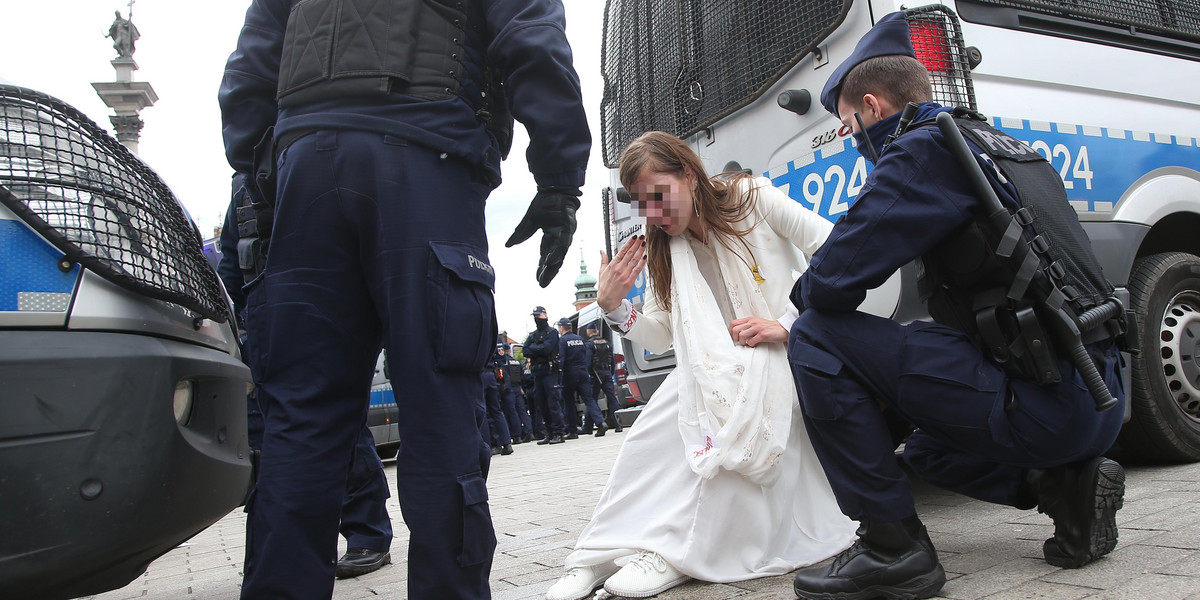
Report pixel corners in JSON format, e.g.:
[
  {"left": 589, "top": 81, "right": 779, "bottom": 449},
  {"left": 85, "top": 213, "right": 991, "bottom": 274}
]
[{"left": 1118, "top": 252, "right": 1200, "bottom": 463}]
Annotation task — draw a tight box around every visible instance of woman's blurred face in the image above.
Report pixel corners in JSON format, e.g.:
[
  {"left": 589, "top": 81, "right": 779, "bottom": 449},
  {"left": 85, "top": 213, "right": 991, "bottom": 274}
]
[{"left": 629, "top": 169, "right": 693, "bottom": 237}]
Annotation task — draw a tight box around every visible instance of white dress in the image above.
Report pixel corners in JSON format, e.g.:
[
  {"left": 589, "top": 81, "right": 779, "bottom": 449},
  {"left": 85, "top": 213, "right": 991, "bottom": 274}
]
[{"left": 565, "top": 178, "right": 858, "bottom": 582}]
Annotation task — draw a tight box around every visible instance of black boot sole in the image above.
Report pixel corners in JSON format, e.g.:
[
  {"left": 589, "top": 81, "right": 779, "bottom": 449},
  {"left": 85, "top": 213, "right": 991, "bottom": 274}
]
[
  {"left": 793, "top": 564, "right": 946, "bottom": 600},
  {"left": 1044, "top": 457, "right": 1125, "bottom": 568}
]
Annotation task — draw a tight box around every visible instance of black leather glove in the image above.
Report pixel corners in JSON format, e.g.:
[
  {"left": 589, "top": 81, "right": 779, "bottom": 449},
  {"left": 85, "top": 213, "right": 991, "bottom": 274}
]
[{"left": 505, "top": 187, "right": 582, "bottom": 287}]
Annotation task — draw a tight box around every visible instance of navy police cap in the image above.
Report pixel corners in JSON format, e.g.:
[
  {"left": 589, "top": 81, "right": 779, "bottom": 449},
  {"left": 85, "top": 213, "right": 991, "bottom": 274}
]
[
  {"left": 819, "top": 12, "right": 915, "bottom": 116},
  {"left": 531, "top": 305, "right": 546, "bottom": 315},
  {"left": 557, "top": 317, "right": 572, "bottom": 327}
]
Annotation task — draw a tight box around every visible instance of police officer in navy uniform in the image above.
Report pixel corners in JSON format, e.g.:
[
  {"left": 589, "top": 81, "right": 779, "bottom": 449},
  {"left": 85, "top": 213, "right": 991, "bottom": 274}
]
[
  {"left": 524, "top": 307, "right": 566, "bottom": 444},
  {"left": 482, "top": 344, "right": 514, "bottom": 456},
  {"left": 584, "top": 322, "right": 623, "bottom": 433},
  {"left": 786, "top": 13, "right": 1126, "bottom": 600},
  {"left": 557, "top": 317, "right": 606, "bottom": 436},
  {"left": 521, "top": 358, "right": 542, "bottom": 440},
  {"left": 497, "top": 342, "right": 534, "bottom": 443},
  {"left": 217, "top": 189, "right": 394, "bottom": 579},
  {"left": 218, "top": 0, "right": 590, "bottom": 596}
]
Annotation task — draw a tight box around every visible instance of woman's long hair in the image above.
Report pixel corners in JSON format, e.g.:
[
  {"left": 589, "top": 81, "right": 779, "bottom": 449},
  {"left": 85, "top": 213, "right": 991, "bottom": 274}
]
[{"left": 618, "top": 131, "right": 759, "bottom": 312}]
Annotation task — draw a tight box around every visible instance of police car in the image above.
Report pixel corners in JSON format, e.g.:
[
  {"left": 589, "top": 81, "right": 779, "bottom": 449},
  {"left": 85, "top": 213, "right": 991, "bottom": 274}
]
[{"left": 0, "top": 84, "right": 253, "bottom": 599}]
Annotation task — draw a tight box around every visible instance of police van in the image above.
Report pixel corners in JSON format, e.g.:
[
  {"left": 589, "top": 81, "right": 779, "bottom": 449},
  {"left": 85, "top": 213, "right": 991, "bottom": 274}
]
[
  {"left": 369, "top": 348, "right": 402, "bottom": 459},
  {"left": 599, "top": 0, "right": 1200, "bottom": 461},
  {"left": 0, "top": 84, "right": 253, "bottom": 598}
]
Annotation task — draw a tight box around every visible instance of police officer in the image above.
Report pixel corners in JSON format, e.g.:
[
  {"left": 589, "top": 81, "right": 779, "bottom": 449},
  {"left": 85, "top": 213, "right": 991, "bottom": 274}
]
[
  {"left": 521, "top": 358, "right": 542, "bottom": 440},
  {"left": 556, "top": 319, "right": 604, "bottom": 436},
  {"left": 216, "top": 186, "right": 393, "bottom": 580},
  {"left": 786, "top": 14, "right": 1125, "bottom": 600},
  {"left": 558, "top": 318, "right": 606, "bottom": 437},
  {"left": 497, "top": 343, "right": 534, "bottom": 443},
  {"left": 218, "top": 0, "right": 590, "bottom": 596},
  {"left": 482, "top": 345, "right": 514, "bottom": 456},
  {"left": 584, "top": 322, "right": 623, "bottom": 433},
  {"left": 524, "top": 307, "right": 566, "bottom": 444}
]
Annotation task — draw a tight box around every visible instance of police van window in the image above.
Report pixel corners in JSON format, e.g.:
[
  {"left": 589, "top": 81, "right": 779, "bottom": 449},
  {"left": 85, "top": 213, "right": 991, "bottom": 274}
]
[{"left": 957, "top": 0, "right": 1200, "bottom": 60}]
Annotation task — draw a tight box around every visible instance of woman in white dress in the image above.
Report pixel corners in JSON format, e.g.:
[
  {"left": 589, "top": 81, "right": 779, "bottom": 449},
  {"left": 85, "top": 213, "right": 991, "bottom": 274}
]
[{"left": 545, "top": 131, "right": 858, "bottom": 600}]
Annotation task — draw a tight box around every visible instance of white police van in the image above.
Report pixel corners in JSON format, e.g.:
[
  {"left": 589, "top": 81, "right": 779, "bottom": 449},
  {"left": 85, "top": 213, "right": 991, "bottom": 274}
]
[
  {"left": 0, "top": 84, "right": 253, "bottom": 599},
  {"left": 599, "top": 0, "right": 1200, "bottom": 461},
  {"left": 369, "top": 349, "right": 402, "bottom": 459}
]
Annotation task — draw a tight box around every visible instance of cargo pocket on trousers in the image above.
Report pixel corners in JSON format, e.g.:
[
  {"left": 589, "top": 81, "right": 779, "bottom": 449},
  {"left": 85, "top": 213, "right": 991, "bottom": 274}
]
[
  {"left": 427, "top": 242, "right": 498, "bottom": 372},
  {"left": 787, "top": 339, "right": 851, "bottom": 421},
  {"left": 456, "top": 473, "right": 496, "bottom": 567}
]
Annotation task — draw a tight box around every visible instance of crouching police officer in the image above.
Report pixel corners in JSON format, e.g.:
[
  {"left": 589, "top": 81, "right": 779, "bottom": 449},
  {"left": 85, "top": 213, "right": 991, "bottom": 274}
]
[
  {"left": 786, "top": 13, "right": 1126, "bottom": 600},
  {"left": 557, "top": 318, "right": 606, "bottom": 436},
  {"left": 524, "top": 307, "right": 566, "bottom": 444},
  {"left": 217, "top": 0, "right": 590, "bottom": 597}
]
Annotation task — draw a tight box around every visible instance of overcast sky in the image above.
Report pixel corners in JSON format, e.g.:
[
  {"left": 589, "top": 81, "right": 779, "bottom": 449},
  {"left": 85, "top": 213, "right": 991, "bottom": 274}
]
[{"left": 1, "top": 0, "right": 610, "bottom": 338}]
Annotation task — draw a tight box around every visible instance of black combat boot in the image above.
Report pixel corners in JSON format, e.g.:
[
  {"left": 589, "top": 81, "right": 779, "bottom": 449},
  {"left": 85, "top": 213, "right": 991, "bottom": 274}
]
[
  {"left": 793, "top": 516, "right": 945, "bottom": 600},
  {"left": 1028, "top": 457, "right": 1125, "bottom": 568}
]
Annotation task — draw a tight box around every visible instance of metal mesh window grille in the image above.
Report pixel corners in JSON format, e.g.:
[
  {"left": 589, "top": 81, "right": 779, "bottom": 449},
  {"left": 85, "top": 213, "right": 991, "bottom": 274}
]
[
  {"left": 0, "top": 85, "right": 229, "bottom": 324},
  {"left": 907, "top": 6, "right": 978, "bottom": 112},
  {"left": 600, "top": 0, "right": 852, "bottom": 167},
  {"left": 967, "top": 0, "right": 1200, "bottom": 41}
]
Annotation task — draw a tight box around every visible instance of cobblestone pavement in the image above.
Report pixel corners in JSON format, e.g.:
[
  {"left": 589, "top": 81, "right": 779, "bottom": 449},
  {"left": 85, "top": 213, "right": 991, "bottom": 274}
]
[{"left": 85, "top": 428, "right": 1200, "bottom": 600}]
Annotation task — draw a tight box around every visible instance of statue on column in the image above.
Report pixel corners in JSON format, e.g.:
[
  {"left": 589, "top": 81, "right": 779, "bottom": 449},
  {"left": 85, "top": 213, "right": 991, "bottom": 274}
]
[{"left": 107, "top": 10, "right": 140, "bottom": 59}]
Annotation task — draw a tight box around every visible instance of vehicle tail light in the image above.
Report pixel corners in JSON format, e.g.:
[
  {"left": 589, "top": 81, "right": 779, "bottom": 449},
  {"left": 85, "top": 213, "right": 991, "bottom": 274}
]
[
  {"left": 615, "top": 353, "right": 627, "bottom": 384},
  {"left": 627, "top": 380, "right": 643, "bottom": 403}
]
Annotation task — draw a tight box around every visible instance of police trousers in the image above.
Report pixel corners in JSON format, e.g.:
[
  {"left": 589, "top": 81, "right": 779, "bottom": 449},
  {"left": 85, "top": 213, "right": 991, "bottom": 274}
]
[
  {"left": 242, "top": 130, "right": 496, "bottom": 600},
  {"left": 787, "top": 309, "right": 1124, "bottom": 523}
]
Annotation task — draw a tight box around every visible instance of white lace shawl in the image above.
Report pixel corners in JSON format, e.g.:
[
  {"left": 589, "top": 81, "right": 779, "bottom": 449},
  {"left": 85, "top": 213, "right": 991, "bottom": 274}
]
[{"left": 668, "top": 232, "right": 794, "bottom": 486}]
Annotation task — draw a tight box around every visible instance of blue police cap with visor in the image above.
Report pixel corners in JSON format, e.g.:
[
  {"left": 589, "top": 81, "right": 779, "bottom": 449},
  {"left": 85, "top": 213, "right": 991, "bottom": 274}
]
[
  {"left": 531, "top": 306, "right": 546, "bottom": 315},
  {"left": 819, "top": 11, "right": 916, "bottom": 116},
  {"left": 557, "top": 317, "right": 572, "bottom": 327}
]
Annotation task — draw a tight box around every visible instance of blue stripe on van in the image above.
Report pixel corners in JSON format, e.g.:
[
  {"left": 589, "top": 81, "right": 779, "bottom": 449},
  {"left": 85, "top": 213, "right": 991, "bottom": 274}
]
[
  {"left": 369, "top": 388, "right": 396, "bottom": 408},
  {"left": 766, "top": 116, "right": 1200, "bottom": 222},
  {"left": 0, "top": 218, "right": 79, "bottom": 312}
]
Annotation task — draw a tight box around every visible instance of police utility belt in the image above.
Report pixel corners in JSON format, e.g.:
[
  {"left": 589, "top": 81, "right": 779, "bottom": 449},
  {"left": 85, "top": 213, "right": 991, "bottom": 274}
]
[{"left": 910, "top": 108, "right": 1132, "bottom": 412}]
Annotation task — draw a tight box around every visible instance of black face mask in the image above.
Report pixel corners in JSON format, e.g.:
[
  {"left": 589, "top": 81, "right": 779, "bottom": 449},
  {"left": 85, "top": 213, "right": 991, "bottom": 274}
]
[{"left": 535, "top": 316, "right": 548, "bottom": 328}]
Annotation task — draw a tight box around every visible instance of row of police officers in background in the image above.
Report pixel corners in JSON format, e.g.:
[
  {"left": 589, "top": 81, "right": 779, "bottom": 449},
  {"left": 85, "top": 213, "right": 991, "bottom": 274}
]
[{"left": 485, "top": 306, "right": 623, "bottom": 451}]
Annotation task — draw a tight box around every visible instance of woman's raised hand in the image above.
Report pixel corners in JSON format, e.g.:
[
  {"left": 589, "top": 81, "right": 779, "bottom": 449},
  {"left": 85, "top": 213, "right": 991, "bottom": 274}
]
[{"left": 597, "top": 234, "right": 647, "bottom": 311}]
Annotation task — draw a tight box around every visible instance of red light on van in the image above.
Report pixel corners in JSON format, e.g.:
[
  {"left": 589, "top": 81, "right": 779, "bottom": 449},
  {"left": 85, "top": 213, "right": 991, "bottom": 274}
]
[
  {"left": 908, "top": 19, "right": 951, "bottom": 73},
  {"left": 627, "top": 380, "right": 643, "bottom": 402},
  {"left": 615, "top": 353, "right": 627, "bottom": 384}
]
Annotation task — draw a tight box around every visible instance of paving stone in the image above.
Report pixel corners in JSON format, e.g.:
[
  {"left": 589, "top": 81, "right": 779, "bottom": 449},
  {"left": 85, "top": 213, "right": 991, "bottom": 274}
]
[{"left": 80, "top": 430, "right": 1200, "bottom": 600}]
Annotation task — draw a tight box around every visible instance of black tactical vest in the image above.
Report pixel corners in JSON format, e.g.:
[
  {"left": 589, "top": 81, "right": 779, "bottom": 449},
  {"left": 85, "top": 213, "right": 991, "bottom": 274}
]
[
  {"left": 916, "top": 112, "right": 1117, "bottom": 382},
  {"left": 276, "top": 0, "right": 466, "bottom": 108},
  {"left": 590, "top": 338, "right": 613, "bottom": 371}
]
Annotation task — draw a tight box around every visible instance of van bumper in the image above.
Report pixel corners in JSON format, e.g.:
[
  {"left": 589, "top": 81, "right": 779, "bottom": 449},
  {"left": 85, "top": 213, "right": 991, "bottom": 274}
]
[{"left": 0, "top": 331, "right": 253, "bottom": 600}]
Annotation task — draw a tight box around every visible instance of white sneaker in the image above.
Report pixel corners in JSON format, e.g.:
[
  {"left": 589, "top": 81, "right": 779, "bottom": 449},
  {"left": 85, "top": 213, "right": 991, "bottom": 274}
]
[
  {"left": 603, "top": 552, "right": 690, "bottom": 598},
  {"left": 546, "top": 563, "right": 619, "bottom": 600}
]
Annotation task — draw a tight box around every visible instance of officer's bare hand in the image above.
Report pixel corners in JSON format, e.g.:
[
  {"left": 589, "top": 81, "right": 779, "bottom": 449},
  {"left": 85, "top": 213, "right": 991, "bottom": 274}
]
[
  {"left": 729, "top": 316, "right": 787, "bottom": 347},
  {"left": 505, "top": 187, "right": 582, "bottom": 287},
  {"left": 597, "top": 235, "right": 646, "bottom": 312}
]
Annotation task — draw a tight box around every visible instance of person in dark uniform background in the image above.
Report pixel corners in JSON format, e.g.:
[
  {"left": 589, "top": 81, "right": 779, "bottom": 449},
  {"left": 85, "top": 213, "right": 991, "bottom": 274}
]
[
  {"left": 584, "top": 322, "right": 623, "bottom": 434},
  {"left": 521, "top": 357, "right": 542, "bottom": 440},
  {"left": 524, "top": 306, "right": 566, "bottom": 445},
  {"left": 483, "top": 345, "right": 514, "bottom": 456},
  {"left": 785, "top": 13, "right": 1126, "bottom": 600},
  {"left": 497, "top": 342, "right": 534, "bottom": 444},
  {"left": 217, "top": 0, "right": 590, "bottom": 597},
  {"left": 216, "top": 187, "right": 393, "bottom": 580},
  {"left": 558, "top": 318, "right": 606, "bottom": 437}
]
